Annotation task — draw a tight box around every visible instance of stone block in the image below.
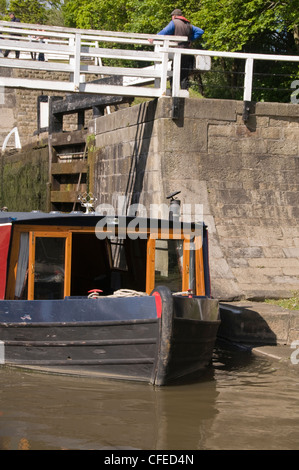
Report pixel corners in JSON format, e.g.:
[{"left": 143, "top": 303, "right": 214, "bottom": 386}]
[
  {"left": 158, "top": 118, "right": 207, "bottom": 152},
  {"left": 267, "top": 140, "right": 298, "bottom": 155}
]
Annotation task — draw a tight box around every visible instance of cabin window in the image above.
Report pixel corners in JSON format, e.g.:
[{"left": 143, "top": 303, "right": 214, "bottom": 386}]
[
  {"left": 70, "top": 233, "right": 110, "bottom": 296},
  {"left": 109, "top": 237, "right": 128, "bottom": 271},
  {"left": 24, "top": 231, "right": 71, "bottom": 301},
  {"left": 154, "top": 239, "right": 183, "bottom": 293},
  {"left": 70, "top": 234, "right": 147, "bottom": 296},
  {"left": 14, "top": 232, "right": 29, "bottom": 300},
  {"left": 33, "top": 237, "right": 66, "bottom": 300}
]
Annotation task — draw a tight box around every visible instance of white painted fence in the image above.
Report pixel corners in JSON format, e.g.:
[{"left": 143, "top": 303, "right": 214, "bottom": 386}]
[{"left": 0, "top": 20, "right": 298, "bottom": 100}]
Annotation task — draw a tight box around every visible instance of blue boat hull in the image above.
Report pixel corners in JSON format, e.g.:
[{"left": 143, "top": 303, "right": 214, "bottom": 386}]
[{"left": 0, "top": 292, "right": 220, "bottom": 385}]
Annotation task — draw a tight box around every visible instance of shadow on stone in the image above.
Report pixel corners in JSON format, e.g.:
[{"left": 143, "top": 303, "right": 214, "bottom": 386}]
[
  {"left": 218, "top": 303, "right": 277, "bottom": 346},
  {"left": 125, "top": 99, "right": 157, "bottom": 208}
]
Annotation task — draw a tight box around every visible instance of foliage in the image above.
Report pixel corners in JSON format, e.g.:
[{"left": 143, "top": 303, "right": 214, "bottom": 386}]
[
  {"left": 60, "top": 0, "right": 299, "bottom": 101},
  {"left": 7, "top": 0, "right": 298, "bottom": 101},
  {"left": 0, "top": 0, "right": 6, "bottom": 15},
  {"left": 265, "top": 292, "right": 299, "bottom": 311},
  {"left": 193, "top": 0, "right": 299, "bottom": 52},
  {"left": 193, "top": 0, "right": 299, "bottom": 101},
  {"left": 8, "top": 0, "right": 62, "bottom": 25}
]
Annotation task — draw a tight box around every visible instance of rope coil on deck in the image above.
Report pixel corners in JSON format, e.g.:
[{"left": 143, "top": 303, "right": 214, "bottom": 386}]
[
  {"left": 87, "top": 289, "right": 191, "bottom": 299},
  {"left": 88, "top": 289, "right": 149, "bottom": 298}
]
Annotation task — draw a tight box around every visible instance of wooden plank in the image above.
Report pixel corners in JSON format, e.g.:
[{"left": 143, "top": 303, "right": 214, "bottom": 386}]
[
  {"left": 83, "top": 45, "right": 162, "bottom": 62},
  {"left": 146, "top": 238, "right": 155, "bottom": 295},
  {"left": 0, "top": 76, "right": 163, "bottom": 97},
  {"left": 0, "top": 39, "right": 73, "bottom": 55},
  {"left": 50, "top": 129, "right": 87, "bottom": 147},
  {"left": 0, "top": 58, "right": 73, "bottom": 73},
  {"left": 195, "top": 236, "right": 205, "bottom": 296},
  {"left": 79, "top": 63, "right": 166, "bottom": 78},
  {"left": 79, "top": 82, "right": 162, "bottom": 97},
  {"left": 51, "top": 161, "right": 88, "bottom": 175},
  {"left": 51, "top": 190, "right": 80, "bottom": 203},
  {"left": 0, "top": 20, "right": 188, "bottom": 43},
  {"left": 64, "top": 233, "right": 72, "bottom": 298},
  {"left": 51, "top": 162, "right": 88, "bottom": 175},
  {"left": 182, "top": 239, "right": 190, "bottom": 293},
  {"left": 51, "top": 94, "right": 129, "bottom": 115}
]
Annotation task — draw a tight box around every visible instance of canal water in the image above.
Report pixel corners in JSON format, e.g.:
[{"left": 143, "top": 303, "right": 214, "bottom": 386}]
[{"left": 0, "top": 345, "right": 299, "bottom": 451}]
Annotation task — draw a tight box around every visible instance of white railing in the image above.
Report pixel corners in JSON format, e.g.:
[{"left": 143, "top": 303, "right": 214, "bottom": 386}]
[{"left": 0, "top": 20, "right": 298, "bottom": 100}]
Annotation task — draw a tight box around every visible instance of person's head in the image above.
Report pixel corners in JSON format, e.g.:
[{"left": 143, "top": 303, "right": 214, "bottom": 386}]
[
  {"left": 9, "top": 12, "right": 15, "bottom": 19},
  {"left": 171, "top": 9, "right": 183, "bottom": 19}
]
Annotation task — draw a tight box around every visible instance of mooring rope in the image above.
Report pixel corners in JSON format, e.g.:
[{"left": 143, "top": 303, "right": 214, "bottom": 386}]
[{"left": 88, "top": 289, "right": 191, "bottom": 299}]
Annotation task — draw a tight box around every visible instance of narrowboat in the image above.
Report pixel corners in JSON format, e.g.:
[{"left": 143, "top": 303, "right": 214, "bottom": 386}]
[{"left": 0, "top": 210, "right": 220, "bottom": 386}]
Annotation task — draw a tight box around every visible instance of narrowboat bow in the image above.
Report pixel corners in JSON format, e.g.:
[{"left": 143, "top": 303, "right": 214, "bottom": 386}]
[{"left": 0, "top": 211, "right": 220, "bottom": 385}]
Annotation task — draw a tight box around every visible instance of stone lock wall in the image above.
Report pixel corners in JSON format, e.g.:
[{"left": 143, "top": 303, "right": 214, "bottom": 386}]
[
  {"left": 90, "top": 97, "right": 299, "bottom": 301},
  {"left": 1, "top": 90, "right": 298, "bottom": 301},
  {"left": 0, "top": 141, "right": 49, "bottom": 212}
]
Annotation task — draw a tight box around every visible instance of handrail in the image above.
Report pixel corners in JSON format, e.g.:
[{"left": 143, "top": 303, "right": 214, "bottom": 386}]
[
  {"left": 0, "top": 20, "right": 187, "bottom": 44},
  {"left": 0, "top": 21, "right": 298, "bottom": 100}
]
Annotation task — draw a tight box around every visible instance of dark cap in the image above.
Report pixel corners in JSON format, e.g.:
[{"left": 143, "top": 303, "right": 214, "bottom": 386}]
[{"left": 171, "top": 9, "right": 183, "bottom": 16}]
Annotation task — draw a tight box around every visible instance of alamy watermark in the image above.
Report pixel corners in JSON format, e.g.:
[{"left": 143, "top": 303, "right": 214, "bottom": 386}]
[
  {"left": 93, "top": 195, "right": 204, "bottom": 249},
  {"left": 0, "top": 341, "right": 4, "bottom": 364},
  {"left": 291, "top": 80, "right": 299, "bottom": 104},
  {"left": 0, "top": 82, "right": 4, "bottom": 105},
  {"left": 290, "top": 340, "right": 299, "bottom": 365}
]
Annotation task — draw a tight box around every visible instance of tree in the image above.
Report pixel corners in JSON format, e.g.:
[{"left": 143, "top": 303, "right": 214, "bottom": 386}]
[
  {"left": 191, "top": 0, "right": 299, "bottom": 101},
  {"left": 0, "top": 0, "right": 6, "bottom": 16},
  {"left": 61, "top": 0, "right": 299, "bottom": 102},
  {"left": 62, "top": 0, "right": 129, "bottom": 31},
  {"left": 8, "top": 0, "right": 63, "bottom": 25}
]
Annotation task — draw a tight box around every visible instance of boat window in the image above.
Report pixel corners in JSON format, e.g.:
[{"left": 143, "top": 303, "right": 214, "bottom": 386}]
[
  {"left": 109, "top": 237, "right": 128, "bottom": 271},
  {"left": 14, "top": 232, "right": 29, "bottom": 300},
  {"left": 71, "top": 233, "right": 110, "bottom": 296},
  {"left": 33, "top": 237, "right": 65, "bottom": 300},
  {"left": 154, "top": 239, "right": 183, "bottom": 292}
]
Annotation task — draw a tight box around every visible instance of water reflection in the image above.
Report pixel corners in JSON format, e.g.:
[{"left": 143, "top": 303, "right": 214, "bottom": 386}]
[{"left": 0, "top": 345, "right": 299, "bottom": 450}]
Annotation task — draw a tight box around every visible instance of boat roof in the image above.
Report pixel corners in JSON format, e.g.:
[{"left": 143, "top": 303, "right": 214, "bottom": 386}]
[{"left": 0, "top": 211, "right": 205, "bottom": 230}]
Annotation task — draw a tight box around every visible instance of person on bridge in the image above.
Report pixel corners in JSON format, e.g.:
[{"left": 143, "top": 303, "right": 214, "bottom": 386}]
[
  {"left": 150, "top": 9, "right": 204, "bottom": 90},
  {"left": 4, "top": 12, "right": 21, "bottom": 59}
]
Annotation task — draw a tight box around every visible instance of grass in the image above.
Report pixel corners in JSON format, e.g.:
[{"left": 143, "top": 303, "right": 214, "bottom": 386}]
[{"left": 264, "top": 291, "right": 299, "bottom": 311}]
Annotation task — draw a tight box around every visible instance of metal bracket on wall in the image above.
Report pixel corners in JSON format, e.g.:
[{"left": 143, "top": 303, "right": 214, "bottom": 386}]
[
  {"left": 242, "top": 101, "right": 251, "bottom": 122},
  {"left": 2, "top": 127, "right": 21, "bottom": 152},
  {"left": 172, "top": 97, "right": 184, "bottom": 120}
]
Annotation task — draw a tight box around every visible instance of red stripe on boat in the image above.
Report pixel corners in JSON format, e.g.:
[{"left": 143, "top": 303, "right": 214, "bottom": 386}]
[
  {"left": 0, "top": 224, "right": 12, "bottom": 299},
  {"left": 152, "top": 291, "right": 162, "bottom": 318}
]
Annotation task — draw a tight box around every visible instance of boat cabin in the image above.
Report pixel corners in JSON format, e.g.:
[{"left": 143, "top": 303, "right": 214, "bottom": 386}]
[{"left": 0, "top": 212, "right": 211, "bottom": 301}]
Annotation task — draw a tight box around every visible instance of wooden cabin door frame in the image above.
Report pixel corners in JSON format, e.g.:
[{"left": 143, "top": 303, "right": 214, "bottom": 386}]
[{"left": 28, "top": 231, "right": 72, "bottom": 300}]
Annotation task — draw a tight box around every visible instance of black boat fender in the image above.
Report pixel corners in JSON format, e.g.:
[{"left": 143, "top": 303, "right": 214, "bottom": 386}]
[
  {"left": 150, "top": 286, "right": 174, "bottom": 385},
  {"left": 150, "top": 285, "right": 173, "bottom": 319}
]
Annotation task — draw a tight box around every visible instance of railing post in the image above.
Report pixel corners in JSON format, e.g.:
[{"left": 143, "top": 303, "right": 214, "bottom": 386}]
[
  {"left": 172, "top": 51, "right": 181, "bottom": 97},
  {"left": 243, "top": 57, "right": 254, "bottom": 102},
  {"left": 73, "top": 32, "right": 81, "bottom": 91},
  {"left": 155, "top": 42, "right": 169, "bottom": 96},
  {"left": 160, "top": 50, "right": 169, "bottom": 96}
]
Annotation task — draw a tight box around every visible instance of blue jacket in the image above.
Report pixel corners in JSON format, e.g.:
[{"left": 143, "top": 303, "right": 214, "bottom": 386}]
[{"left": 158, "top": 18, "right": 204, "bottom": 41}]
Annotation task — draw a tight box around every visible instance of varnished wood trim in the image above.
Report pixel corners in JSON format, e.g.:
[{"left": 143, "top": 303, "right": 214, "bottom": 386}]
[
  {"left": 195, "top": 236, "right": 205, "bottom": 296},
  {"left": 28, "top": 231, "right": 71, "bottom": 300},
  {"left": 182, "top": 239, "right": 190, "bottom": 293},
  {"left": 146, "top": 237, "right": 155, "bottom": 294}
]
